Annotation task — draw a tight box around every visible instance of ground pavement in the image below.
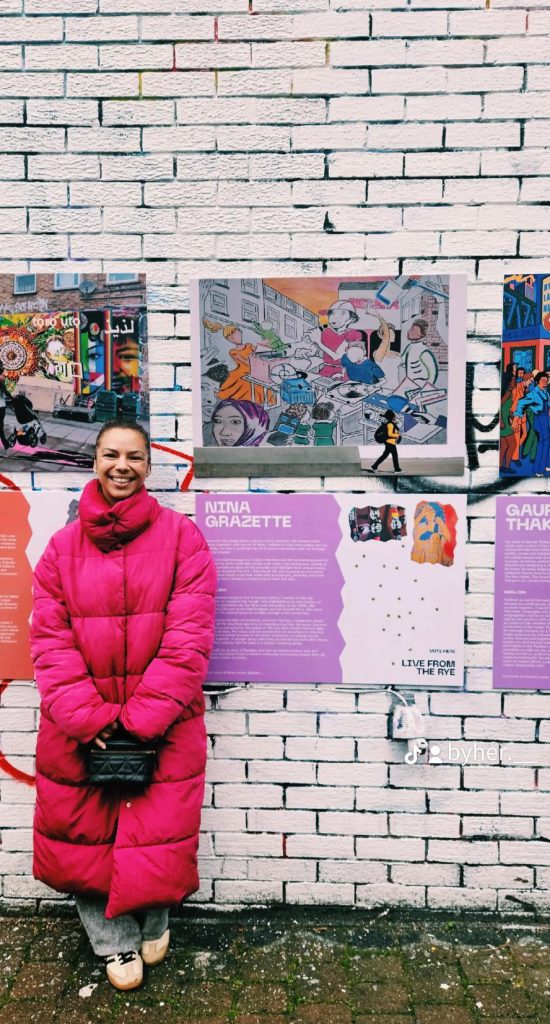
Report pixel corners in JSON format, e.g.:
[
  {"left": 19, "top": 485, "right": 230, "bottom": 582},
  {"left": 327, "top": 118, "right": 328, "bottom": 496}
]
[{"left": 1, "top": 908, "right": 550, "bottom": 1024}]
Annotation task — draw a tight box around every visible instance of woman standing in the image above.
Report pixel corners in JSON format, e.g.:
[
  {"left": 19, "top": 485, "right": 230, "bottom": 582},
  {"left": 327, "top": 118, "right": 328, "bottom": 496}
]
[{"left": 31, "top": 421, "right": 216, "bottom": 991}]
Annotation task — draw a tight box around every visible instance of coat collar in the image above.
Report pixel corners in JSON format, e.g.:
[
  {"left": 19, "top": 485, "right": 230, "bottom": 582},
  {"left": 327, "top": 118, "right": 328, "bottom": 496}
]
[{"left": 78, "top": 479, "right": 161, "bottom": 552}]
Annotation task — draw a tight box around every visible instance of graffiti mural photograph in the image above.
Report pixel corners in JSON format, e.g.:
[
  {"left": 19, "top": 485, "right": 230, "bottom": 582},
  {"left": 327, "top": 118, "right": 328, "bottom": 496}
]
[
  {"left": 191, "top": 275, "right": 466, "bottom": 477},
  {"left": 499, "top": 273, "right": 550, "bottom": 480},
  {"left": 0, "top": 272, "right": 148, "bottom": 472}
]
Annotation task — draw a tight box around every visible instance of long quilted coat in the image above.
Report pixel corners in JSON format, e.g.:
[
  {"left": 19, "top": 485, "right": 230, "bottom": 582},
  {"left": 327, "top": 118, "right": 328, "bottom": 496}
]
[{"left": 31, "top": 480, "right": 216, "bottom": 919}]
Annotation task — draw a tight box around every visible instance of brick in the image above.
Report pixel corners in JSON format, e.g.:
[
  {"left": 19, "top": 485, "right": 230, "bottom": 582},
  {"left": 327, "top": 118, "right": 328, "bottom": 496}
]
[
  {"left": 331, "top": 39, "right": 407, "bottom": 66},
  {"left": 215, "top": 880, "right": 283, "bottom": 902},
  {"left": 286, "top": 881, "right": 354, "bottom": 903},
  {"left": 142, "top": 71, "right": 215, "bottom": 95},
  {"left": 102, "top": 100, "right": 174, "bottom": 125},
  {"left": 176, "top": 42, "right": 251, "bottom": 69},
  {"left": 463, "top": 816, "right": 532, "bottom": 838},
  {"left": 286, "top": 834, "right": 354, "bottom": 858},
  {"left": 372, "top": 67, "right": 446, "bottom": 93},
  {"left": 358, "top": 882, "right": 426, "bottom": 907},
  {"left": 27, "top": 99, "right": 98, "bottom": 125},
  {"left": 252, "top": 42, "right": 325, "bottom": 67},
  {"left": 501, "top": 841, "right": 550, "bottom": 866},
  {"left": 450, "top": 10, "right": 525, "bottom": 35},
  {"left": 356, "top": 837, "right": 424, "bottom": 860},
  {"left": 407, "top": 94, "right": 481, "bottom": 121},
  {"left": 329, "top": 152, "right": 403, "bottom": 177},
  {"left": 428, "top": 840, "right": 498, "bottom": 864},
  {"left": 428, "top": 887, "right": 496, "bottom": 909},
  {"left": 67, "top": 72, "right": 139, "bottom": 97},
  {"left": 142, "top": 15, "right": 215, "bottom": 39},
  {"left": 66, "top": 15, "right": 137, "bottom": 41},
  {"left": 320, "top": 860, "right": 387, "bottom": 883},
  {"left": 446, "top": 122, "right": 520, "bottom": 149},
  {"left": 247, "top": 809, "right": 316, "bottom": 831},
  {"left": 218, "top": 69, "right": 292, "bottom": 95},
  {"left": 0, "top": 17, "right": 61, "bottom": 41},
  {"left": 319, "top": 811, "right": 387, "bottom": 835},
  {"left": 25, "top": 44, "right": 98, "bottom": 70}
]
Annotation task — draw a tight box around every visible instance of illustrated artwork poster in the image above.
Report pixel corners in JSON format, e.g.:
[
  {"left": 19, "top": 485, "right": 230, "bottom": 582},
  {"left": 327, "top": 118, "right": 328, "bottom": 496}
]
[
  {"left": 196, "top": 492, "right": 467, "bottom": 688},
  {"left": 0, "top": 489, "right": 77, "bottom": 679},
  {"left": 0, "top": 272, "right": 148, "bottom": 473},
  {"left": 499, "top": 273, "right": 550, "bottom": 480},
  {"left": 191, "top": 275, "right": 466, "bottom": 470}
]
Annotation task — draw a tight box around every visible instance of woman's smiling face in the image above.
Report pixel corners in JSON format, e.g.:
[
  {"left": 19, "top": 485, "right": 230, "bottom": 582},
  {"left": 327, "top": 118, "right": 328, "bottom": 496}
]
[
  {"left": 94, "top": 427, "right": 150, "bottom": 504},
  {"left": 212, "top": 406, "right": 245, "bottom": 446}
]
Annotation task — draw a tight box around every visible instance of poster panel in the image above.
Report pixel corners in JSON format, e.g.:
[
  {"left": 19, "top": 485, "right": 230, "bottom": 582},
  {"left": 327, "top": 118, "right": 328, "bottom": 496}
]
[
  {"left": 191, "top": 275, "right": 466, "bottom": 476},
  {"left": 494, "top": 495, "right": 550, "bottom": 689},
  {"left": 500, "top": 273, "right": 550, "bottom": 480},
  {"left": 0, "top": 489, "right": 76, "bottom": 679},
  {"left": 0, "top": 273, "right": 148, "bottom": 473},
  {"left": 196, "top": 492, "right": 466, "bottom": 687}
]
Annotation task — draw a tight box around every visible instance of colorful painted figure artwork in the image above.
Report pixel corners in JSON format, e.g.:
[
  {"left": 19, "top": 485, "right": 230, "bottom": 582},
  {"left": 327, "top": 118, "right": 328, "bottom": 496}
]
[
  {"left": 410, "top": 501, "right": 457, "bottom": 567},
  {"left": 0, "top": 273, "right": 148, "bottom": 472},
  {"left": 499, "top": 274, "right": 550, "bottom": 479},
  {"left": 191, "top": 276, "right": 466, "bottom": 475},
  {"left": 349, "top": 504, "right": 407, "bottom": 543}
]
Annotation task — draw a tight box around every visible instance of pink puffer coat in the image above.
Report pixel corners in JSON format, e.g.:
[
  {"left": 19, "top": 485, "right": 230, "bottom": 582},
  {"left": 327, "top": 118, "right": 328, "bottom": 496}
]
[{"left": 31, "top": 480, "right": 216, "bottom": 918}]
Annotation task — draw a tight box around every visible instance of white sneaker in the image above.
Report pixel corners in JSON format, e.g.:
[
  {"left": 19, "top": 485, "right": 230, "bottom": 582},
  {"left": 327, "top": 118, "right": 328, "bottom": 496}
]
[
  {"left": 105, "top": 950, "right": 143, "bottom": 990},
  {"left": 141, "top": 928, "right": 170, "bottom": 966}
]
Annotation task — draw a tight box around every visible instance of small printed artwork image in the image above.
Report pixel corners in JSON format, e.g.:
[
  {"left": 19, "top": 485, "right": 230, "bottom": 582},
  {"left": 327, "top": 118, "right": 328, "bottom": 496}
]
[
  {"left": 192, "top": 275, "right": 466, "bottom": 475},
  {"left": 0, "top": 272, "right": 148, "bottom": 472},
  {"left": 349, "top": 504, "right": 407, "bottom": 543},
  {"left": 411, "top": 501, "right": 458, "bottom": 567},
  {"left": 500, "top": 274, "right": 550, "bottom": 480}
]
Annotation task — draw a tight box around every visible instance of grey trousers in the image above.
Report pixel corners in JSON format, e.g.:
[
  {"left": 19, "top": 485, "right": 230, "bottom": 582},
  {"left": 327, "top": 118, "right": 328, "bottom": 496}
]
[{"left": 75, "top": 894, "right": 169, "bottom": 957}]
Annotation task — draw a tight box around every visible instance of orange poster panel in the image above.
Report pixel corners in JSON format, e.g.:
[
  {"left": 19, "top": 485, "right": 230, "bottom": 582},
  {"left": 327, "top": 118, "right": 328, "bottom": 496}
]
[{"left": 0, "top": 490, "right": 33, "bottom": 679}]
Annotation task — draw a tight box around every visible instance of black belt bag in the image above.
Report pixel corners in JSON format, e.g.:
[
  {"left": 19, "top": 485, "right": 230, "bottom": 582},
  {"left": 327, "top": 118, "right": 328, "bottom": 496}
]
[{"left": 87, "top": 727, "right": 157, "bottom": 788}]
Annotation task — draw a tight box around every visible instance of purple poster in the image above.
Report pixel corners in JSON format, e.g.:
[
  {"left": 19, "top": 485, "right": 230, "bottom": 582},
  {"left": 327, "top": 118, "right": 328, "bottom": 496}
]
[
  {"left": 196, "top": 492, "right": 466, "bottom": 687},
  {"left": 197, "top": 493, "right": 344, "bottom": 683},
  {"left": 494, "top": 495, "right": 550, "bottom": 689}
]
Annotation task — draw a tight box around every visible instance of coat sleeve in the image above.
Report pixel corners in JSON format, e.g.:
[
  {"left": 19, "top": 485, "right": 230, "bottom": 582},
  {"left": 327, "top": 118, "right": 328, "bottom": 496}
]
[
  {"left": 31, "top": 539, "right": 122, "bottom": 744},
  {"left": 118, "top": 518, "right": 216, "bottom": 742}
]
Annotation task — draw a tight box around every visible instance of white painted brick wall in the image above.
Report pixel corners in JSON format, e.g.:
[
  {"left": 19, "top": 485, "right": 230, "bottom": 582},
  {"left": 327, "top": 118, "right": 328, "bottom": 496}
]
[{"left": 0, "top": 0, "right": 549, "bottom": 915}]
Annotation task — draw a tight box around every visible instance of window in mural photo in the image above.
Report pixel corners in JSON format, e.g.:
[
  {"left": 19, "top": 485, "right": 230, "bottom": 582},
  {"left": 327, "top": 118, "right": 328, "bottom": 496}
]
[
  {"left": 0, "top": 273, "right": 148, "bottom": 472},
  {"left": 191, "top": 275, "right": 466, "bottom": 477}
]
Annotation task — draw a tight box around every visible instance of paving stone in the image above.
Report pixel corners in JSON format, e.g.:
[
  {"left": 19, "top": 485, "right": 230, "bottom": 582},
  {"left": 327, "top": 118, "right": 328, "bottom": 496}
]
[
  {"left": 470, "top": 984, "right": 538, "bottom": 1017},
  {"left": 459, "top": 947, "right": 519, "bottom": 983},
  {"left": 347, "top": 953, "right": 406, "bottom": 984},
  {"left": 355, "top": 1017, "right": 413, "bottom": 1024},
  {"left": 415, "top": 1009, "right": 476, "bottom": 1024},
  {"left": 235, "top": 983, "right": 287, "bottom": 1012},
  {"left": 236, "top": 1016, "right": 288, "bottom": 1024},
  {"left": 289, "top": 1006, "right": 352, "bottom": 1024},
  {"left": 178, "top": 982, "right": 233, "bottom": 1014},
  {"left": 294, "top": 965, "right": 349, "bottom": 1003},
  {"left": 351, "top": 982, "right": 411, "bottom": 1014},
  {"left": 404, "top": 965, "right": 465, "bottom": 1004},
  {"left": 10, "top": 961, "right": 71, "bottom": 1001}
]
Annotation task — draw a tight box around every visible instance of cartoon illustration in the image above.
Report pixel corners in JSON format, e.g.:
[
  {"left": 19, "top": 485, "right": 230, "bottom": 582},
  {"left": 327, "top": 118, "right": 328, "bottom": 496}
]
[
  {"left": 499, "top": 274, "right": 550, "bottom": 479},
  {"left": 195, "top": 277, "right": 453, "bottom": 454},
  {"left": 411, "top": 501, "right": 457, "bottom": 567},
  {"left": 211, "top": 398, "right": 270, "bottom": 447},
  {"left": 349, "top": 504, "right": 407, "bottom": 543}
]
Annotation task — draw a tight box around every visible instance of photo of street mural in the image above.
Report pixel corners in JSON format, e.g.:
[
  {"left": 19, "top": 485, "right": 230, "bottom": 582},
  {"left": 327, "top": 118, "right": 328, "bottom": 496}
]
[
  {"left": 0, "top": 272, "right": 148, "bottom": 472},
  {"left": 499, "top": 273, "right": 550, "bottom": 480},
  {"left": 191, "top": 275, "right": 466, "bottom": 476}
]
